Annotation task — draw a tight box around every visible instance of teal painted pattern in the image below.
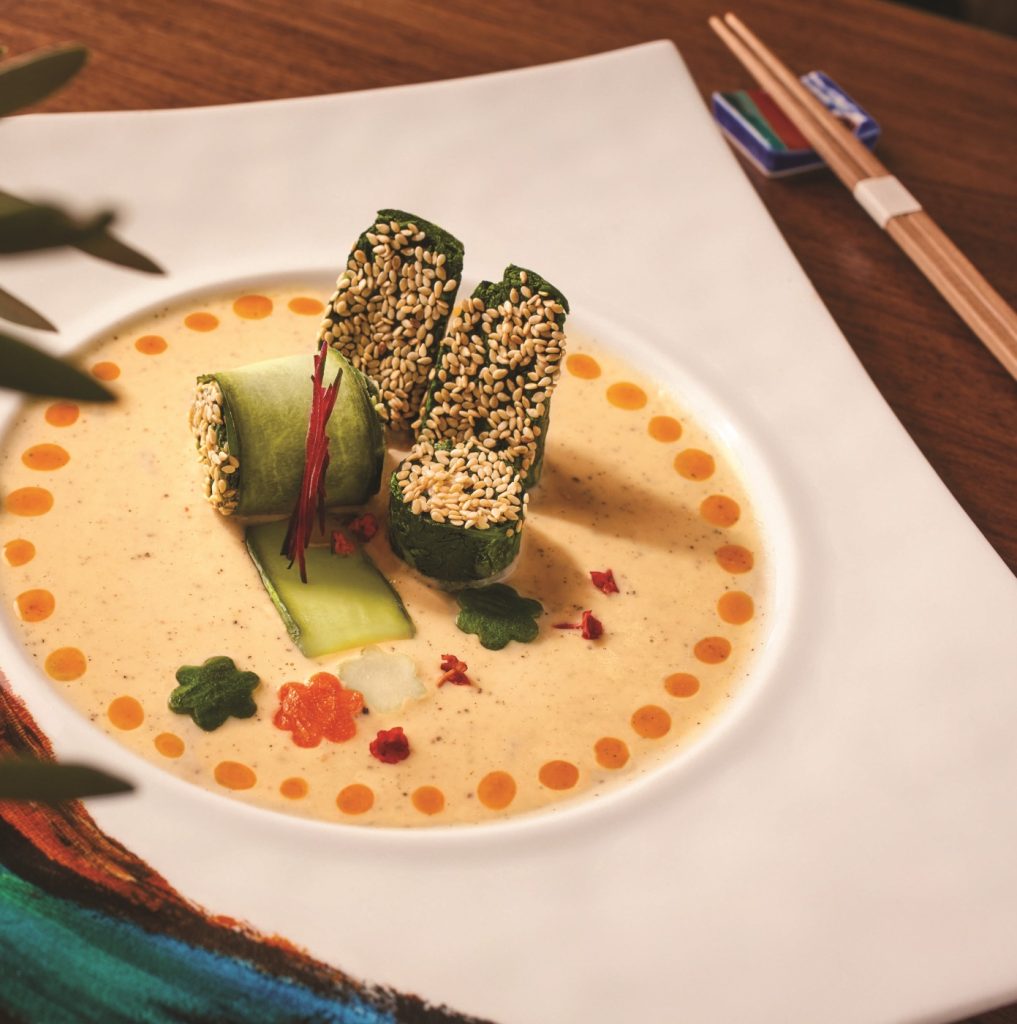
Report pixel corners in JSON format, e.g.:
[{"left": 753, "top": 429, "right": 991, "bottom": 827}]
[{"left": 0, "top": 865, "right": 391, "bottom": 1023}]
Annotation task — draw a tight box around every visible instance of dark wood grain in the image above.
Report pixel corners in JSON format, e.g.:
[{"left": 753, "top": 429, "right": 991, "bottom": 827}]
[{"left": 1, "top": 1, "right": 1015, "bottom": 1019}]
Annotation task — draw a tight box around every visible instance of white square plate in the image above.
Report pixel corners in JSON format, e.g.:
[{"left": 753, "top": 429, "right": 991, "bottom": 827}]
[{"left": 2, "top": 42, "right": 1016, "bottom": 1024}]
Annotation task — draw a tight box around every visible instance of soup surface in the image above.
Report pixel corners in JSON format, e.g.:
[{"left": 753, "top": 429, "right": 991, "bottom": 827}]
[{"left": 0, "top": 285, "right": 767, "bottom": 827}]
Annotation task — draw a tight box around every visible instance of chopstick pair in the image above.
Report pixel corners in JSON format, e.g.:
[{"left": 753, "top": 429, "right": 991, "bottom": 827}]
[{"left": 709, "top": 12, "right": 1017, "bottom": 381}]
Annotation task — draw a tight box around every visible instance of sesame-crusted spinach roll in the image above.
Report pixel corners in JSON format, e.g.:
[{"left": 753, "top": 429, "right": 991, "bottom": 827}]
[
  {"left": 388, "top": 266, "right": 568, "bottom": 586},
  {"left": 417, "top": 265, "right": 568, "bottom": 488},
  {"left": 190, "top": 349, "right": 384, "bottom": 517},
  {"left": 388, "top": 438, "right": 525, "bottom": 584},
  {"left": 319, "top": 209, "right": 465, "bottom": 434}
]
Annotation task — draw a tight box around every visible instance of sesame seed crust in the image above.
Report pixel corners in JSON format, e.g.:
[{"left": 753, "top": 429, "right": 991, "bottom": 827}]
[
  {"left": 189, "top": 378, "right": 240, "bottom": 516},
  {"left": 320, "top": 210, "right": 464, "bottom": 434},
  {"left": 393, "top": 265, "right": 568, "bottom": 531}
]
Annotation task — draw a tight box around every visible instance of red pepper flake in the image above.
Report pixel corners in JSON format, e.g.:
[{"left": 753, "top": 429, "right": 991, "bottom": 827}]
[
  {"left": 590, "top": 569, "right": 619, "bottom": 595},
  {"left": 370, "top": 726, "right": 410, "bottom": 764},
  {"left": 438, "top": 653, "right": 474, "bottom": 687},
  {"left": 331, "top": 530, "right": 355, "bottom": 556},
  {"left": 554, "top": 610, "right": 605, "bottom": 640},
  {"left": 347, "top": 513, "right": 379, "bottom": 543},
  {"left": 273, "top": 672, "right": 364, "bottom": 748},
  {"left": 281, "top": 345, "right": 341, "bottom": 583}
]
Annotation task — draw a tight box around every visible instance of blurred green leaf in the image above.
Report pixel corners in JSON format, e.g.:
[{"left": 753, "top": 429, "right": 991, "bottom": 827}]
[
  {"left": 0, "top": 191, "right": 114, "bottom": 254},
  {"left": 0, "top": 330, "right": 114, "bottom": 401},
  {"left": 76, "top": 228, "right": 163, "bottom": 274},
  {"left": 0, "top": 45, "right": 87, "bottom": 118},
  {"left": 0, "top": 758, "right": 133, "bottom": 802},
  {"left": 0, "top": 285, "right": 56, "bottom": 331}
]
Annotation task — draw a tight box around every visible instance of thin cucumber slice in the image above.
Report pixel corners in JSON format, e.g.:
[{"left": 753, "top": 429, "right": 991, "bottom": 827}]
[{"left": 246, "top": 519, "right": 413, "bottom": 657}]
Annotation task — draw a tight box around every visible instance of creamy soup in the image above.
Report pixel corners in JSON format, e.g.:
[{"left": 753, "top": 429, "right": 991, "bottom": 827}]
[{"left": 0, "top": 285, "right": 767, "bottom": 827}]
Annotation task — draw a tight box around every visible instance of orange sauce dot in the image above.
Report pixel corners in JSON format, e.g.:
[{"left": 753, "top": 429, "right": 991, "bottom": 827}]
[
  {"left": 716, "top": 544, "right": 754, "bottom": 573},
  {"left": 565, "top": 353, "right": 601, "bottom": 379},
  {"left": 154, "top": 732, "right": 184, "bottom": 758},
  {"left": 477, "top": 771, "right": 517, "bottom": 810},
  {"left": 337, "top": 783, "right": 374, "bottom": 815},
  {"left": 674, "top": 448, "right": 715, "bottom": 481},
  {"left": 700, "top": 494, "right": 741, "bottom": 527},
  {"left": 45, "top": 647, "right": 86, "bottom": 681},
  {"left": 4, "top": 539, "right": 35, "bottom": 566},
  {"left": 5, "top": 487, "right": 53, "bottom": 517},
  {"left": 648, "top": 415, "right": 682, "bottom": 443},
  {"left": 185, "top": 312, "right": 219, "bottom": 332},
  {"left": 91, "top": 362, "right": 120, "bottom": 381},
  {"left": 631, "top": 705, "right": 672, "bottom": 739},
  {"left": 21, "top": 443, "right": 70, "bottom": 471},
  {"left": 606, "top": 381, "right": 648, "bottom": 410},
  {"left": 718, "top": 591, "right": 755, "bottom": 625},
  {"left": 539, "top": 760, "right": 579, "bottom": 791},
  {"left": 233, "top": 294, "right": 273, "bottom": 319},
  {"left": 412, "top": 785, "right": 445, "bottom": 815},
  {"left": 288, "top": 296, "right": 325, "bottom": 316},
  {"left": 594, "top": 737, "right": 630, "bottom": 770},
  {"left": 135, "top": 334, "right": 167, "bottom": 354},
  {"left": 665, "top": 672, "right": 701, "bottom": 698},
  {"left": 45, "top": 402, "right": 79, "bottom": 427},
  {"left": 215, "top": 761, "right": 256, "bottom": 790},
  {"left": 108, "top": 696, "right": 144, "bottom": 730},
  {"left": 15, "top": 589, "right": 55, "bottom": 622},
  {"left": 280, "top": 777, "right": 309, "bottom": 800},
  {"left": 695, "top": 636, "right": 732, "bottom": 664}
]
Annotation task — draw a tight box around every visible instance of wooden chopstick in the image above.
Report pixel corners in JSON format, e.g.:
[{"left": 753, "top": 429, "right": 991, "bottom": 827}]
[{"left": 709, "top": 12, "right": 1017, "bottom": 381}]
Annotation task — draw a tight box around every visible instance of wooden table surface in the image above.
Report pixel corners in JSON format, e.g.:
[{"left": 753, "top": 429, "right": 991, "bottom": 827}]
[{"left": 3, "top": 1, "right": 1016, "bottom": 1020}]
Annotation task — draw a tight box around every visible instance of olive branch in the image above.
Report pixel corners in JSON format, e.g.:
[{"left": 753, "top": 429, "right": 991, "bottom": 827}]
[
  {"left": 0, "top": 43, "right": 163, "bottom": 402},
  {"left": 0, "top": 43, "right": 155, "bottom": 801}
]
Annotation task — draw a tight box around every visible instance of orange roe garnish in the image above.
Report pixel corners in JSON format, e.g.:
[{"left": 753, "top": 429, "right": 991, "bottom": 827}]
[
  {"left": 331, "top": 530, "right": 355, "bottom": 556},
  {"left": 347, "top": 513, "right": 379, "bottom": 543},
  {"left": 590, "top": 569, "right": 619, "bottom": 595},
  {"left": 273, "top": 672, "right": 364, "bottom": 748},
  {"left": 369, "top": 726, "right": 410, "bottom": 764},
  {"left": 438, "top": 653, "right": 474, "bottom": 687}
]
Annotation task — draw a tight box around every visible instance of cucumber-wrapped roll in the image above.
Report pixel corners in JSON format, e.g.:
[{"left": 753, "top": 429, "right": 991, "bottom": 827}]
[
  {"left": 389, "top": 267, "right": 567, "bottom": 586},
  {"left": 189, "top": 349, "right": 384, "bottom": 517},
  {"left": 388, "top": 438, "right": 525, "bottom": 585},
  {"left": 319, "top": 209, "right": 465, "bottom": 434},
  {"left": 417, "top": 265, "right": 568, "bottom": 488}
]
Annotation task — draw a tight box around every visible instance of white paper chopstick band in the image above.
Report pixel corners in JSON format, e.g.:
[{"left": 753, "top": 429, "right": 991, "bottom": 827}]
[{"left": 853, "top": 175, "right": 922, "bottom": 229}]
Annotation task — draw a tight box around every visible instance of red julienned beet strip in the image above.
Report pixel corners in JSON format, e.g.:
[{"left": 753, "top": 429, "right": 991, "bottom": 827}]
[
  {"left": 282, "top": 346, "right": 341, "bottom": 582},
  {"left": 370, "top": 726, "right": 410, "bottom": 764},
  {"left": 590, "top": 569, "right": 619, "bottom": 595},
  {"left": 554, "top": 610, "right": 604, "bottom": 640},
  {"left": 438, "top": 653, "right": 473, "bottom": 687}
]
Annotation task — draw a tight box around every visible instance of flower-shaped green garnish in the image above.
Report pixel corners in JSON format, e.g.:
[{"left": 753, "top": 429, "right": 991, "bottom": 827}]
[
  {"left": 455, "top": 584, "right": 543, "bottom": 650},
  {"left": 169, "top": 656, "right": 260, "bottom": 731}
]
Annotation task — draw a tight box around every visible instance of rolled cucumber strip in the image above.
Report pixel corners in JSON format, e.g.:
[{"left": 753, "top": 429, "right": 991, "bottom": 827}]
[
  {"left": 190, "top": 348, "right": 384, "bottom": 517},
  {"left": 246, "top": 519, "right": 413, "bottom": 657}
]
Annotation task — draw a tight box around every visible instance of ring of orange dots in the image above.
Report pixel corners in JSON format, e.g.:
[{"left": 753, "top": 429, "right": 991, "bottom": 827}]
[
  {"left": 562, "top": 348, "right": 760, "bottom": 794},
  {"left": 8, "top": 312, "right": 761, "bottom": 821}
]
